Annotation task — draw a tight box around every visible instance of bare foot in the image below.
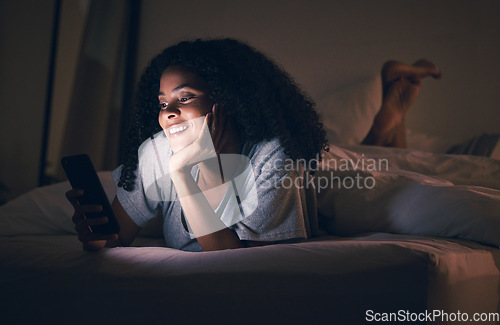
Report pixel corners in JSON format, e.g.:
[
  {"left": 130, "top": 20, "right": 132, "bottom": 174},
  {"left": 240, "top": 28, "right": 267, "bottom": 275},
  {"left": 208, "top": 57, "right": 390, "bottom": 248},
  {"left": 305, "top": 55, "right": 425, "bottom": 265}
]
[
  {"left": 363, "top": 59, "right": 442, "bottom": 147},
  {"left": 382, "top": 59, "right": 441, "bottom": 93}
]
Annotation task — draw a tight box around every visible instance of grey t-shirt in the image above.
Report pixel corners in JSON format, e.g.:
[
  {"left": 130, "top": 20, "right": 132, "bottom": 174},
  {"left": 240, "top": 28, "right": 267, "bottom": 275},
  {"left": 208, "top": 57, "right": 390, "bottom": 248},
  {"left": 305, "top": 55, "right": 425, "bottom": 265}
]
[{"left": 113, "top": 131, "right": 317, "bottom": 251}]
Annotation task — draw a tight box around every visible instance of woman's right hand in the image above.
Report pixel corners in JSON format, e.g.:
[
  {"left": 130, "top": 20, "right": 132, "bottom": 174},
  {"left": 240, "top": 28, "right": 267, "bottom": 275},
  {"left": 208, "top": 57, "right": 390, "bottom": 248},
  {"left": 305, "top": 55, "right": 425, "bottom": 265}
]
[
  {"left": 65, "top": 189, "right": 118, "bottom": 251},
  {"left": 168, "top": 113, "right": 217, "bottom": 173}
]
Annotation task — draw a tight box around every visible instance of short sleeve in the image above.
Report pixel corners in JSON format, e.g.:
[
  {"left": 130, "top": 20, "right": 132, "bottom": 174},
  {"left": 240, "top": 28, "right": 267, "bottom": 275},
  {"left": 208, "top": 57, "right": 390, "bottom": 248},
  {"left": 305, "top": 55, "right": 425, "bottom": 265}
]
[
  {"left": 112, "top": 131, "right": 175, "bottom": 228},
  {"left": 112, "top": 166, "right": 160, "bottom": 228},
  {"left": 231, "top": 139, "right": 310, "bottom": 242}
]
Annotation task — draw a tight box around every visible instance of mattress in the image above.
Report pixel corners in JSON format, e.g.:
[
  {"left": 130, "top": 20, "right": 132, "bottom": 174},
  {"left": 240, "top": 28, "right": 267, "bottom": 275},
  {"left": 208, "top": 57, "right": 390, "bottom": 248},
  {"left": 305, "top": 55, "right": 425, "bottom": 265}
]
[{"left": 1, "top": 233, "right": 498, "bottom": 324}]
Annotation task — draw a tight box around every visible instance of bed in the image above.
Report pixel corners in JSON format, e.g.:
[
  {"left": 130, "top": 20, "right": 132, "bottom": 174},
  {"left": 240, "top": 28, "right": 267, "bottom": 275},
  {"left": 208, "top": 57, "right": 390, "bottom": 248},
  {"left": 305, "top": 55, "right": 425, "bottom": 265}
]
[
  {"left": 1, "top": 143, "right": 499, "bottom": 325},
  {"left": 1, "top": 76, "right": 499, "bottom": 325}
]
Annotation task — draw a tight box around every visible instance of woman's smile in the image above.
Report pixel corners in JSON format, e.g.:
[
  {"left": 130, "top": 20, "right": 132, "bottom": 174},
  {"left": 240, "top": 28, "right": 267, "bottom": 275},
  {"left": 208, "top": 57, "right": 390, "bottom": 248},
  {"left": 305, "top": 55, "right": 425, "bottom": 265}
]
[{"left": 166, "top": 122, "right": 189, "bottom": 137}]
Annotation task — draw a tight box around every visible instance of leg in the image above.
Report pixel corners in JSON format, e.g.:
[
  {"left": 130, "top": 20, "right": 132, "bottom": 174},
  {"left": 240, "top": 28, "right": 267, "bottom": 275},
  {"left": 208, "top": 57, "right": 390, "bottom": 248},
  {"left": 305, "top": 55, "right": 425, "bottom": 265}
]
[{"left": 362, "top": 59, "right": 441, "bottom": 148}]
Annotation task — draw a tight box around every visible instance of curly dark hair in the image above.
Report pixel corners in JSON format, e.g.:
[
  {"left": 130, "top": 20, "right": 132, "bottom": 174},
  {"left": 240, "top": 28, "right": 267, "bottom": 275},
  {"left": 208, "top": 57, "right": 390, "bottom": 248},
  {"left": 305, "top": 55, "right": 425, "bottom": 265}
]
[{"left": 118, "top": 38, "right": 328, "bottom": 191}]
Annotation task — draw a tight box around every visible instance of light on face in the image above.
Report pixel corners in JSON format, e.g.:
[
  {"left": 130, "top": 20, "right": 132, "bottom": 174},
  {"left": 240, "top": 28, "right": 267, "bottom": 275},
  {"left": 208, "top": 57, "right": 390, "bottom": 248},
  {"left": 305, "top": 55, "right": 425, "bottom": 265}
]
[{"left": 163, "top": 115, "right": 206, "bottom": 153}]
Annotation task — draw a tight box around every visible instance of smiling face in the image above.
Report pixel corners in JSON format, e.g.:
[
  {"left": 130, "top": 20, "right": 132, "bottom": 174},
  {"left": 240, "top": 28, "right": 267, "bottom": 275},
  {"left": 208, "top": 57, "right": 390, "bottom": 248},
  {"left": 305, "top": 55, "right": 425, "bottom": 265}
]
[{"left": 158, "top": 66, "right": 213, "bottom": 152}]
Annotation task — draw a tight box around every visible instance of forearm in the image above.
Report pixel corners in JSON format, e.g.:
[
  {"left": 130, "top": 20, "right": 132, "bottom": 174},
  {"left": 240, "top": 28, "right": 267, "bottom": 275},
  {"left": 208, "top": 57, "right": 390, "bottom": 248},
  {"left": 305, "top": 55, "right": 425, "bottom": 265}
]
[{"left": 170, "top": 170, "right": 243, "bottom": 251}]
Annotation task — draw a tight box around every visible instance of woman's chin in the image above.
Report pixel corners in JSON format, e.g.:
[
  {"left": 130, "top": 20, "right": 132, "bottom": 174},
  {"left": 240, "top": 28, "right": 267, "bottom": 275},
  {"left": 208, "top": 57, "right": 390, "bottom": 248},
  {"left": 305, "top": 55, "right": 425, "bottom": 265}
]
[
  {"left": 168, "top": 137, "right": 195, "bottom": 153},
  {"left": 170, "top": 143, "right": 186, "bottom": 153},
  {"left": 164, "top": 116, "right": 205, "bottom": 153}
]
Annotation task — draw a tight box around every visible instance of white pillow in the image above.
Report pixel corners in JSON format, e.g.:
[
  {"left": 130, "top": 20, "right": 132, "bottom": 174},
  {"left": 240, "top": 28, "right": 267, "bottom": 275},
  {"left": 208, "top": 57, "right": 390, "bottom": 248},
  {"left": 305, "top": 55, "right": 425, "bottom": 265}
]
[
  {"left": 314, "top": 74, "right": 382, "bottom": 145},
  {"left": 0, "top": 172, "right": 115, "bottom": 236},
  {"left": 0, "top": 171, "right": 164, "bottom": 238},
  {"left": 0, "top": 180, "right": 81, "bottom": 236}
]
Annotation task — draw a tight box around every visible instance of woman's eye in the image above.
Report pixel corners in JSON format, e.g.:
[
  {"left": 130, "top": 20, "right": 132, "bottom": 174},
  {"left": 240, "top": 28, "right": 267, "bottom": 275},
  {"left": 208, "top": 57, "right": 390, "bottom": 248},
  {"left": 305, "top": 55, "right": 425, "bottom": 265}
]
[
  {"left": 159, "top": 102, "right": 168, "bottom": 110},
  {"left": 180, "top": 96, "right": 194, "bottom": 103}
]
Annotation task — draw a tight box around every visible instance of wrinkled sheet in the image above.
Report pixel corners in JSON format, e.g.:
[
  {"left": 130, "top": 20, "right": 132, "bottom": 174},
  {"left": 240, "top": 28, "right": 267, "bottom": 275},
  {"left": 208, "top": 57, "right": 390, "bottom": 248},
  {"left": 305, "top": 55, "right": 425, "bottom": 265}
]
[{"left": 317, "top": 145, "right": 500, "bottom": 247}]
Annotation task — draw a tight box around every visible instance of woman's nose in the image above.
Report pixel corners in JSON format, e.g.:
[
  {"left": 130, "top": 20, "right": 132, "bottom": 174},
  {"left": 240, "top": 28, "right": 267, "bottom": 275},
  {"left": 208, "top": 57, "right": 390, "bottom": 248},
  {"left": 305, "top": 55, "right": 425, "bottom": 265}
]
[
  {"left": 164, "top": 104, "right": 180, "bottom": 119},
  {"left": 166, "top": 111, "right": 178, "bottom": 119}
]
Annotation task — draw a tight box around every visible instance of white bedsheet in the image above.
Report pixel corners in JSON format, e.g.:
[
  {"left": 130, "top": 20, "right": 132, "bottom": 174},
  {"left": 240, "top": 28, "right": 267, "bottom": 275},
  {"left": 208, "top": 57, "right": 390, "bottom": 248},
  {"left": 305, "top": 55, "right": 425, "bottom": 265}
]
[
  {"left": 1, "top": 146, "right": 499, "bottom": 324},
  {"left": 317, "top": 145, "right": 500, "bottom": 247}
]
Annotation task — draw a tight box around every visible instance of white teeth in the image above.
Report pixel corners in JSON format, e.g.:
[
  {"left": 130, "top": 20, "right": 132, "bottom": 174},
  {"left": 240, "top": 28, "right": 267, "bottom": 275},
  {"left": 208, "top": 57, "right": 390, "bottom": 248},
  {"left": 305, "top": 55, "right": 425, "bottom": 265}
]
[{"left": 168, "top": 125, "right": 188, "bottom": 134}]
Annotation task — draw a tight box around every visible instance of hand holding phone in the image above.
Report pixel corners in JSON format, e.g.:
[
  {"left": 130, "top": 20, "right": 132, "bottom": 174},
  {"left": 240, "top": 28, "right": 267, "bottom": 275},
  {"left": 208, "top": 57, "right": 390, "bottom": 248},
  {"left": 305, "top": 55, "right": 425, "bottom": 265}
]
[{"left": 62, "top": 154, "right": 120, "bottom": 237}]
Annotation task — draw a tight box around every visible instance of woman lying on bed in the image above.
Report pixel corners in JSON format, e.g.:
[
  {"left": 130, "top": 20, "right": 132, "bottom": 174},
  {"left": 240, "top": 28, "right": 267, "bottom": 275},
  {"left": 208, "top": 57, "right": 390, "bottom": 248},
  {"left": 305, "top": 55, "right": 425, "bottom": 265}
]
[{"left": 66, "top": 38, "right": 441, "bottom": 252}]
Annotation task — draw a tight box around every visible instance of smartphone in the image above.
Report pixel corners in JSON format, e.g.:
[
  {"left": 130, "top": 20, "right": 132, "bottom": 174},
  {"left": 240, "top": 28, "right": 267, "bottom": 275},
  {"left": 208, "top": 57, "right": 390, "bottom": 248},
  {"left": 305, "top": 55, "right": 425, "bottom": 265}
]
[{"left": 61, "top": 154, "right": 120, "bottom": 234}]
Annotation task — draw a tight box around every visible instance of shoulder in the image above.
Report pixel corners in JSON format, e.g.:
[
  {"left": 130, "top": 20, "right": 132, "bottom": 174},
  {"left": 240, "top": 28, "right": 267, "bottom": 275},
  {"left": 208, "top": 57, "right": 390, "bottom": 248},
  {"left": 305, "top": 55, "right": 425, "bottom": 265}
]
[
  {"left": 135, "top": 131, "right": 173, "bottom": 191},
  {"left": 245, "top": 138, "right": 292, "bottom": 179},
  {"left": 246, "top": 138, "right": 287, "bottom": 164}
]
